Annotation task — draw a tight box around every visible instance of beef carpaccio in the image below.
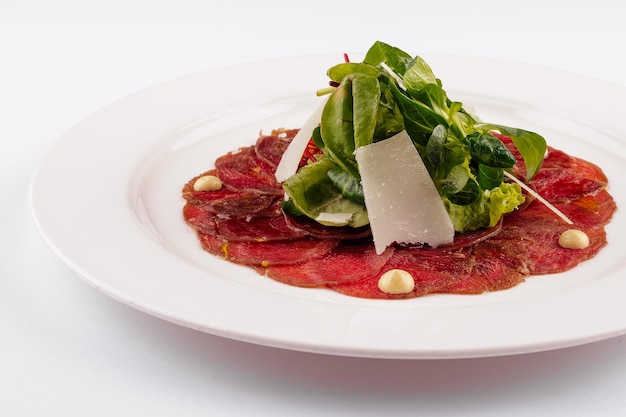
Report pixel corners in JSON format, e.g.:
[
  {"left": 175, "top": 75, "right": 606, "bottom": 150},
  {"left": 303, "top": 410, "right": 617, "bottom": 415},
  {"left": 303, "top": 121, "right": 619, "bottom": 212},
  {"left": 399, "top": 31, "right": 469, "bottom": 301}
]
[{"left": 182, "top": 129, "right": 616, "bottom": 299}]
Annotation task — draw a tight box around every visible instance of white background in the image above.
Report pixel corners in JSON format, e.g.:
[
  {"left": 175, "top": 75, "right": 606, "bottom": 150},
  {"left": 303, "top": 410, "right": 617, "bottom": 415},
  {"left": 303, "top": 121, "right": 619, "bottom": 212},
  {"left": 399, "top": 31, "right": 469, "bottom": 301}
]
[{"left": 2, "top": 0, "right": 626, "bottom": 415}]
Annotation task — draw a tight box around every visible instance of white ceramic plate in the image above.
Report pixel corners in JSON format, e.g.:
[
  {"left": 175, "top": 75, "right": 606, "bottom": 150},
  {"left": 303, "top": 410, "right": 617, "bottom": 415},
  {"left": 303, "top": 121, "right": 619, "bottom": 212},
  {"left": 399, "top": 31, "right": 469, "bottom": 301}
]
[{"left": 29, "top": 54, "right": 626, "bottom": 359}]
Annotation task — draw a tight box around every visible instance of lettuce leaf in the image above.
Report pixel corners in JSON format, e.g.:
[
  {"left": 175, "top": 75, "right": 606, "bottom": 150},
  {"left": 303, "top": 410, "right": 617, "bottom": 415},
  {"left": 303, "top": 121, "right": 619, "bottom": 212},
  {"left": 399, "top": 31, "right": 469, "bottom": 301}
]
[
  {"left": 282, "top": 157, "right": 369, "bottom": 228},
  {"left": 443, "top": 182, "right": 525, "bottom": 232}
]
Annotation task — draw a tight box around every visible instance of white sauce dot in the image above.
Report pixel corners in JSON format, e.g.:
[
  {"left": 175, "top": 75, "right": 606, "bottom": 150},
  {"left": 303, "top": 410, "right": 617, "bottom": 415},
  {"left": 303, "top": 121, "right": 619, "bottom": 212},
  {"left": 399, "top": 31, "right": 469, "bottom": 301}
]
[
  {"left": 378, "top": 269, "right": 415, "bottom": 295},
  {"left": 193, "top": 175, "right": 223, "bottom": 192},
  {"left": 558, "top": 229, "right": 589, "bottom": 249}
]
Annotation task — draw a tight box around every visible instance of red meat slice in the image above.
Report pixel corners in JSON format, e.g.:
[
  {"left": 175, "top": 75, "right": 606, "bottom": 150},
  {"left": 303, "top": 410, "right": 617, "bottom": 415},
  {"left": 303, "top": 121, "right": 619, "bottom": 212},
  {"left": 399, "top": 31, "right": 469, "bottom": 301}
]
[
  {"left": 197, "top": 232, "right": 339, "bottom": 267},
  {"left": 572, "top": 189, "right": 616, "bottom": 225},
  {"left": 188, "top": 188, "right": 279, "bottom": 216},
  {"left": 183, "top": 203, "right": 217, "bottom": 235},
  {"left": 440, "top": 241, "right": 529, "bottom": 294},
  {"left": 223, "top": 237, "right": 338, "bottom": 267},
  {"left": 183, "top": 170, "right": 280, "bottom": 216},
  {"left": 255, "top": 129, "right": 297, "bottom": 167},
  {"left": 530, "top": 148, "right": 608, "bottom": 202},
  {"left": 197, "top": 231, "right": 227, "bottom": 256},
  {"left": 215, "top": 147, "right": 283, "bottom": 195},
  {"left": 490, "top": 192, "right": 615, "bottom": 275},
  {"left": 214, "top": 213, "right": 308, "bottom": 242},
  {"left": 330, "top": 248, "right": 474, "bottom": 299},
  {"left": 439, "top": 217, "right": 503, "bottom": 251},
  {"left": 265, "top": 241, "right": 393, "bottom": 287}
]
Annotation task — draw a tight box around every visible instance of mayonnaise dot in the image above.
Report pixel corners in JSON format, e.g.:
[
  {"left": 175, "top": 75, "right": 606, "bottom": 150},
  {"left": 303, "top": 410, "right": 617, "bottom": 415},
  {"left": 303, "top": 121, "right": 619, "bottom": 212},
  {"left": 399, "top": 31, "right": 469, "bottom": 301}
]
[
  {"left": 193, "top": 175, "right": 222, "bottom": 192},
  {"left": 558, "top": 229, "right": 589, "bottom": 249},
  {"left": 378, "top": 269, "right": 415, "bottom": 295}
]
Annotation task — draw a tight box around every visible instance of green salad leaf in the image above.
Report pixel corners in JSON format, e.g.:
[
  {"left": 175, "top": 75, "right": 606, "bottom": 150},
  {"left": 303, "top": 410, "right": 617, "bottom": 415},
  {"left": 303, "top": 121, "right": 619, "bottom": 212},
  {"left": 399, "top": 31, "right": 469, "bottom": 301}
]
[
  {"left": 363, "top": 41, "right": 413, "bottom": 75},
  {"left": 478, "top": 123, "right": 547, "bottom": 181},
  {"left": 319, "top": 73, "right": 380, "bottom": 177},
  {"left": 282, "top": 41, "right": 548, "bottom": 233},
  {"left": 282, "top": 157, "right": 369, "bottom": 228},
  {"left": 467, "top": 132, "right": 517, "bottom": 168},
  {"left": 443, "top": 182, "right": 525, "bottom": 232}
]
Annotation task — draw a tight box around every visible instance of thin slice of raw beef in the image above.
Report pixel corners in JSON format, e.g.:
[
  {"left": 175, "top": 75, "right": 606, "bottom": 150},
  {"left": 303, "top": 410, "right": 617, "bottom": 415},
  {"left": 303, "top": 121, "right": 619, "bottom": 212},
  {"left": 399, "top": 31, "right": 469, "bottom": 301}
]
[{"left": 183, "top": 130, "right": 616, "bottom": 299}]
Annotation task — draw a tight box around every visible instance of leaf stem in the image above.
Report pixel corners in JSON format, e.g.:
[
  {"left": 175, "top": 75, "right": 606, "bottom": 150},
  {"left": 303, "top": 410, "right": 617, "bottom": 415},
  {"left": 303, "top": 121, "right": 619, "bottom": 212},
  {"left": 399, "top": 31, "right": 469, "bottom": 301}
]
[{"left": 504, "top": 171, "right": 573, "bottom": 224}]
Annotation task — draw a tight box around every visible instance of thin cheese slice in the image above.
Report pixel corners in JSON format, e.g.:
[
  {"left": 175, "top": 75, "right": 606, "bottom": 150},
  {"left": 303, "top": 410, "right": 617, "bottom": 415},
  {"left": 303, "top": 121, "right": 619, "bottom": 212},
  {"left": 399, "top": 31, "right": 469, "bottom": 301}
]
[
  {"left": 355, "top": 130, "right": 454, "bottom": 254},
  {"left": 274, "top": 97, "right": 328, "bottom": 183},
  {"left": 315, "top": 212, "right": 352, "bottom": 226}
]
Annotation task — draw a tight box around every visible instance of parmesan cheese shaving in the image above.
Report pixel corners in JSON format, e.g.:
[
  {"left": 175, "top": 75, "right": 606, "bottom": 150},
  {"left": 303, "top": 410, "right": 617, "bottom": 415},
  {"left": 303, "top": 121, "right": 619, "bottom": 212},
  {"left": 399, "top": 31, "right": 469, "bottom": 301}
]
[
  {"left": 315, "top": 212, "right": 352, "bottom": 226},
  {"left": 355, "top": 130, "right": 455, "bottom": 254},
  {"left": 274, "top": 97, "right": 328, "bottom": 183}
]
